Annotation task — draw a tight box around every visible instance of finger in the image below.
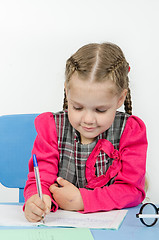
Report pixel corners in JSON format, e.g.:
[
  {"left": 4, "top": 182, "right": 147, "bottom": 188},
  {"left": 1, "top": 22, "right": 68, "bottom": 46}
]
[
  {"left": 53, "top": 183, "right": 58, "bottom": 187},
  {"left": 30, "top": 202, "right": 45, "bottom": 217},
  {"left": 56, "top": 177, "right": 69, "bottom": 187},
  {"left": 45, "top": 207, "right": 50, "bottom": 215},
  {"left": 49, "top": 184, "right": 59, "bottom": 192},
  {"left": 25, "top": 212, "right": 42, "bottom": 223},
  {"left": 25, "top": 205, "right": 44, "bottom": 222},
  {"left": 42, "top": 195, "right": 51, "bottom": 214},
  {"left": 34, "top": 197, "right": 46, "bottom": 211}
]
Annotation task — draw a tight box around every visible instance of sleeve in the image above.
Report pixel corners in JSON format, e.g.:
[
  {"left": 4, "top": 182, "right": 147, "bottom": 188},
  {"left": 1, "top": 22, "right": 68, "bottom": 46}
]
[
  {"left": 24, "top": 112, "right": 59, "bottom": 211},
  {"left": 79, "top": 115, "right": 148, "bottom": 213}
]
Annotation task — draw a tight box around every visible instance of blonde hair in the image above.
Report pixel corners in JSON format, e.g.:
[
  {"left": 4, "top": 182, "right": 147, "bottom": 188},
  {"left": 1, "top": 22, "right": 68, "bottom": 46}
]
[{"left": 63, "top": 42, "right": 132, "bottom": 115}]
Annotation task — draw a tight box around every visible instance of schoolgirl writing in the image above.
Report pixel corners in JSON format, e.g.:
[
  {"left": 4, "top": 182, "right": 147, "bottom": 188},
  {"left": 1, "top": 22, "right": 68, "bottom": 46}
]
[{"left": 24, "top": 43, "right": 147, "bottom": 222}]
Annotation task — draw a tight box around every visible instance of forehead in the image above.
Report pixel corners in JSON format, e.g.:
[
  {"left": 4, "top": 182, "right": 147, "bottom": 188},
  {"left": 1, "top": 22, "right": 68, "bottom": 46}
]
[
  {"left": 67, "top": 74, "right": 119, "bottom": 106},
  {"left": 68, "top": 73, "right": 118, "bottom": 96}
]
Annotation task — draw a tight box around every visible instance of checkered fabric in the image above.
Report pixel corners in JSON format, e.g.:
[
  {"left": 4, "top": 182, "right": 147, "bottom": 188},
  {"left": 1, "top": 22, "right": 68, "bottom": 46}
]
[{"left": 53, "top": 110, "right": 129, "bottom": 189}]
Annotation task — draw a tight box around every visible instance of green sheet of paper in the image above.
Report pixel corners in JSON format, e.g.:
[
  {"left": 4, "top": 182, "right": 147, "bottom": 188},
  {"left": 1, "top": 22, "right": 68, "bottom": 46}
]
[{"left": 0, "top": 228, "right": 94, "bottom": 240}]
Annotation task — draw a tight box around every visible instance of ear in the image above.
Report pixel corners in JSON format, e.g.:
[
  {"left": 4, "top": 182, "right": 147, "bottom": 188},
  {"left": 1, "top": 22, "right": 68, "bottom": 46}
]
[{"left": 117, "top": 89, "right": 128, "bottom": 109}]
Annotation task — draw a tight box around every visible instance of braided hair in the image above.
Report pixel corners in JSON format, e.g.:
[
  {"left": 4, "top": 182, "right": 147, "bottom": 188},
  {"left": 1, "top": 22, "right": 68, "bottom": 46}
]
[{"left": 63, "top": 42, "right": 132, "bottom": 115}]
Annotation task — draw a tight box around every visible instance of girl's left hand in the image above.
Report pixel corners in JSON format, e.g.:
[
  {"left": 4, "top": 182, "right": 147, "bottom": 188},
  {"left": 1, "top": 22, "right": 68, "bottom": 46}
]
[{"left": 49, "top": 177, "right": 84, "bottom": 211}]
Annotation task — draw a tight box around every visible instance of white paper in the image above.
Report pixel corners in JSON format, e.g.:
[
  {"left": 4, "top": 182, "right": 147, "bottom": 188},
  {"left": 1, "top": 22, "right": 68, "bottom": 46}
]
[{"left": 0, "top": 204, "right": 127, "bottom": 230}]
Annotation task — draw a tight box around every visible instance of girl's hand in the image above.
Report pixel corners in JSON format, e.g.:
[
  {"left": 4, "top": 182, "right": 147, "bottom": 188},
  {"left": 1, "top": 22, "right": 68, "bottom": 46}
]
[
  {"left": 49, "top": 177, "right": 84, "bottom": 211},
  {"left": 24, "top": 194, "right": 51, "bottom": 222}
]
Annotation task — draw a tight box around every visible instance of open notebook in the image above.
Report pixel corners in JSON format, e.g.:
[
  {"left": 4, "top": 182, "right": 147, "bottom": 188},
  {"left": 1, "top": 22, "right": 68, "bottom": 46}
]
[{"left": 0, "top": 204, "right": 127, "bottom": 230}]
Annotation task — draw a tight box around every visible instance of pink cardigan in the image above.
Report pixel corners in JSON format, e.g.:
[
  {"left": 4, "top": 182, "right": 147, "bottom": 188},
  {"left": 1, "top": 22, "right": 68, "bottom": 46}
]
[{"left": 24, "top": 112, "right": 148, "bottom": 213}]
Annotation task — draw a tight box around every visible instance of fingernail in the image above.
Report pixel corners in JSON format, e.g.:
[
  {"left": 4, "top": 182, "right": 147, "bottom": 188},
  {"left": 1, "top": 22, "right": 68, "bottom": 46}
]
[{"left": 57, "top": 177, "right": 62, "bottom": 181}]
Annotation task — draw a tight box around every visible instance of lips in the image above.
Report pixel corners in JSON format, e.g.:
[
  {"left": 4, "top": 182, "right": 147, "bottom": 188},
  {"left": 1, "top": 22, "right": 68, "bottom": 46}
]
[{"left": 82, "top": 126, "right": 95, "bottom": 132}]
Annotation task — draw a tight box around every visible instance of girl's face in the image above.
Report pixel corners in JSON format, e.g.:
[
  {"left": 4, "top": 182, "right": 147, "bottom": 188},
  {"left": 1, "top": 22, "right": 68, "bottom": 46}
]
[{"left": 66, "top": 74, "right": 127, "bottom": 144}]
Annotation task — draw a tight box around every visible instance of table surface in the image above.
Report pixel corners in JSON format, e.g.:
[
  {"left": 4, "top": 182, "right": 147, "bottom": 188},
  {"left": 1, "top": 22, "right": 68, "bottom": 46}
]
[
  {"left": 91, "top": 205, "right": 159, "bottom": 240},
  {"left": 0, "top": 204, "right": 159, "bottom": 239}
]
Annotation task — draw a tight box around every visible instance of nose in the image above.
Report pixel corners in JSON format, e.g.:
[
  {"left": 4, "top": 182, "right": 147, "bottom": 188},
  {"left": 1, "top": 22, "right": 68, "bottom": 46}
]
[{"left": 82, "top": 110, "right": 95, "bottom": 125}]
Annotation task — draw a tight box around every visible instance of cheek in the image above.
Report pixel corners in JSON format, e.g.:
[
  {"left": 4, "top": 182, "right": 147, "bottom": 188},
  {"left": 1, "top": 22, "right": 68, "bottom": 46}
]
[
  {"left": 98, "top": 111, "right": 116, "bottom": 128},
  {"left": 68, "top": 108, "right": 80, "bottom": 127}
]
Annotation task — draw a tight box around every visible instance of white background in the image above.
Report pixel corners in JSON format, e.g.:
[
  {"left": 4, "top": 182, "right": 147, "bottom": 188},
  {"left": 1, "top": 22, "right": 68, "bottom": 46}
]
[{"left": 0, "top": 0, "right": 158, "bottom": 203}]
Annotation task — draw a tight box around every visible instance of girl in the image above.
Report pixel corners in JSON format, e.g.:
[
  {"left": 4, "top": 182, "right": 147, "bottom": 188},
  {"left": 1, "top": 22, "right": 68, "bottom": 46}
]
[{"left": 24, "top": 43, "right": 148, "bottom": 222}]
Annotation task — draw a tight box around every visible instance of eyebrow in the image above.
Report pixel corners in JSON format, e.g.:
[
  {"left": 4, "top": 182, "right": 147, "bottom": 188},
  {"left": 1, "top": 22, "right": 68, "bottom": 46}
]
[{"left": 70, "top": 100, "right": 82, "bottom": 105}]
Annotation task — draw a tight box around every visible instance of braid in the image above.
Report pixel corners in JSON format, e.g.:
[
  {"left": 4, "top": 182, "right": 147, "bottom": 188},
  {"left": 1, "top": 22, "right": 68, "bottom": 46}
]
[
  {"left": 124, "top": 87, "right": 132, "bottom": 115},
  {"left": 63, "top": 89, "right": 68, "bottom": 110},
  {"left": 107, "top": 55, "right": 132, "bottom": 116},
  {"left": 63, "top": 57, "right": 78, "bottom": 110},
  {"left": 65, "top": 57, "right": 77, "bottom": 81},
  {"left": 108, "top": 58, "right": 125, "bottom": 73},
  {"left": 69, "top": 57, "right": 79, "bottom": 70}
]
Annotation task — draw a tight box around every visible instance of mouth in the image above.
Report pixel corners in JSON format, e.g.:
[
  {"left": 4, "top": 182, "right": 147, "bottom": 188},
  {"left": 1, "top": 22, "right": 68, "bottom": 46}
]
[{"left": 82, "top": 126, "right": 96, "bottom": 132}]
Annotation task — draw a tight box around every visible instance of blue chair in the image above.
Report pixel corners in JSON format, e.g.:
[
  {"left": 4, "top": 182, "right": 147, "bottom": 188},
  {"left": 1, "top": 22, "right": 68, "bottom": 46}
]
[{"left": 0, "top": 114, "right": 38, "bottom": 202}]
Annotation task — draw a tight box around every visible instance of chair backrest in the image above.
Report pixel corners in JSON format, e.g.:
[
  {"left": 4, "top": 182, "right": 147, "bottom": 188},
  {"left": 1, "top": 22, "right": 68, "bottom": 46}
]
[{"left": 0, "top": 114, "right": 38, "bottom": 202}]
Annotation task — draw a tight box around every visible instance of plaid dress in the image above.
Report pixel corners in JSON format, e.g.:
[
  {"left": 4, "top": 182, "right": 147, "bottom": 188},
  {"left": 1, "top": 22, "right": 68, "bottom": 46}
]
[{"left": 53, "top": 110, "right": 129, "bottom": 189}]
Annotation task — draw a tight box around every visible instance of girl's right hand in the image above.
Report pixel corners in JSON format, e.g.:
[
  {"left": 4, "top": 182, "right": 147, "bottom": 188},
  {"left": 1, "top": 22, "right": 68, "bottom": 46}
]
[{"left": 24, "top": 194, "right": 51, "bottom": 222}]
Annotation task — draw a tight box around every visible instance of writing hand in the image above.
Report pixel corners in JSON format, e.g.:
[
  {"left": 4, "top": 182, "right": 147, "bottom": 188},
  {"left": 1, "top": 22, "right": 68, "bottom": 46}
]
[
  {"left": 49, "top": 177, "right": 84, "bottom": 211},
  {"left": 24, "top": 194, "right": 51, "bottom": 222}
]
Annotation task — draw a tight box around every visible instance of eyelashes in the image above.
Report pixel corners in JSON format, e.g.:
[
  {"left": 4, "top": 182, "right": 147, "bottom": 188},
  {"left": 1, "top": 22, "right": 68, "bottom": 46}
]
[
  {"left": 73, "top": 106, "right": 83, "bottom": 111},
  {"left": 73, "top": 106, "right": 107, "bottom": 113},
  {"left": 95, "top": 109, "right": 107, "bottom": 113}
]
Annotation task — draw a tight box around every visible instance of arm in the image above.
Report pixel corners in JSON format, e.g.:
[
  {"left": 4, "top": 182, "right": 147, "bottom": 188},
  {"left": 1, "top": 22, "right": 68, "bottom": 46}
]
[
  {"left": 79, "top": 115, "right": 148, "bottom": 213},
  {"left": 24, "top": 112, "right": 59, "bottom": 213}
]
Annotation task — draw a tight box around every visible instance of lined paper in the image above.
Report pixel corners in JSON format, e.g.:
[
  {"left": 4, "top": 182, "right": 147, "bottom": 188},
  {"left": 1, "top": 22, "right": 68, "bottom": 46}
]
[{"left": 0, "top": 204, "right": 127, "bottom": 230}]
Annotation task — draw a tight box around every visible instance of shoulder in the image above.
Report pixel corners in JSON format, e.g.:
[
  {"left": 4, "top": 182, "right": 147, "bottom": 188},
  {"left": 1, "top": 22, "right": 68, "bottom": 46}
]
[
  {"left": 35, "top": 111, "right": 54, "bottom": 121},
  {"left": 35, "top": 111, "right": 67, "bottom": 125},
  {"left": 119, "top": 114, "right": 147, "bottom": 148},
  {"left": 34, "top": 111, "right": 69, "bottom": 137},
  {"left": 34, "top": 112, "right": 56, "bottom": 140},
  {"left": 114, "top": 111, "right": 147, "bottom": 133},
  {"left": 125, "top": 115, "right": 147, "bottom": 133},
  {"left": 34, "top": 111, "right": 64, "bottom": 138},
  {"left": 35, "top": 112, "right": 55, "bottom": 128}
]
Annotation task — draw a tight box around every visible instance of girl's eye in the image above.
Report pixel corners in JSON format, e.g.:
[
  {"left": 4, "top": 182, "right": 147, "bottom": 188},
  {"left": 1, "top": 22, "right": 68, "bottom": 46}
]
[
  {"left": 73, "top": 106, "right": 83, "bottom": 111},
  {"left": 96, "top": 109, "right": 107, "bottom": 113}
]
